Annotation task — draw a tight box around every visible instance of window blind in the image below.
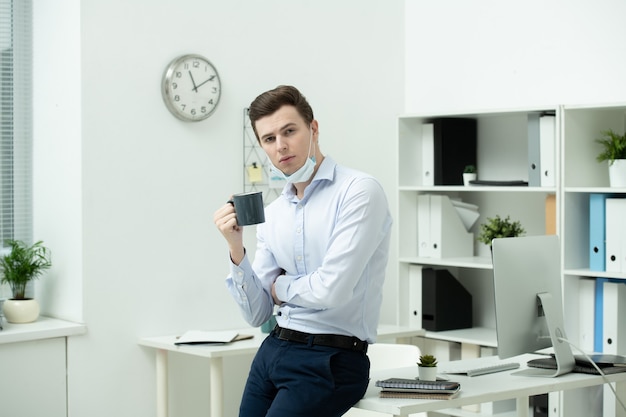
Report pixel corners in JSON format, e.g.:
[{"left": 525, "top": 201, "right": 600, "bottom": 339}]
[
  {"left": 0, "top": 0, "right": 32, "bottom": 301},
  {"left": 0, "top": 0, "right": 32, "bottom": 250}
]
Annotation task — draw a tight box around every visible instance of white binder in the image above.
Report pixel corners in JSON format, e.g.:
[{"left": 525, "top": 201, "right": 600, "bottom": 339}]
[
  {"left": 420, "top": 123, "right": 434, "bottom": 186},
  {"left": 605, "top": 198, "right": 626, "bottom": 273},
  {"left": 539, "top": 115, "right": 556, "bottom": 187},
  {"left": 417, "top": 194, "right": 474, "bottom": 258},
  {"left": 528, "top": 113, "right": 556, "bottom": 187},
  {"left": 578, "top": 278, "right": 596, "bottom": 352},
  {"left": 602, "top": 280, "right": 626, "bottom": 354}
]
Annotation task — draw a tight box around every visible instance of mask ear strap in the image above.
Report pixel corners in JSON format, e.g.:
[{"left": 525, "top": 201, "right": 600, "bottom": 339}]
[{"left": 307, "top": 126, "right": 314, "bottom": 158}]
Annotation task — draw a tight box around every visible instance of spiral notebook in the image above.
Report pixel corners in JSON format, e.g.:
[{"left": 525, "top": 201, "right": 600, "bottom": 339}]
[{"left": 375, "top": 378, "right": 460, "bottom": 394}]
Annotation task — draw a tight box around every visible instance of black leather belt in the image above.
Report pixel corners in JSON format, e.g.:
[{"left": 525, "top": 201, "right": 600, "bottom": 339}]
[{"left": 273, "top": 325, "right": 368, "bottom": 353}]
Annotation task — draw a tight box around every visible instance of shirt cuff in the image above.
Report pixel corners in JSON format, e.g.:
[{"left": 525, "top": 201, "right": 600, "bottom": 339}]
[
  {"left": 230, "top": 252, "right": 253, "bottom": 285},
  {"left": 273, "top": 275, "right": 290, "bottom": 303}
]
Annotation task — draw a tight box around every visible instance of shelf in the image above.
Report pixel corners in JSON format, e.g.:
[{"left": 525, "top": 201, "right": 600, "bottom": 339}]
[
  {"left": 564, "top": 269, "right": 626, "bottom": 280},
  {"left": 399, "top": 185, "right": 556, "bottom": 193},
  {"left": 0, "top": 316, "right": 86, "bottom": 345},
  {"left": 424, "top": 327, "right": 497, "bottom": 348},
  {"left": 564, "top": 186, "right": 626, "bottom": 194},
  {"left": 432, "top": 409, "right": 517, "bottom": 417},
  {"left": 399, "top": 256, "right": 492, "bottom": 270}
]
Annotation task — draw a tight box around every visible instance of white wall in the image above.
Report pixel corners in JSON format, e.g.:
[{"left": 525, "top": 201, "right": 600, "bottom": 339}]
[
  {"left": 405, "top": 0, "right": 626, "bottom": 114},
  {"left": 32, "top": 1, "right": 405, "bottom": 416}
]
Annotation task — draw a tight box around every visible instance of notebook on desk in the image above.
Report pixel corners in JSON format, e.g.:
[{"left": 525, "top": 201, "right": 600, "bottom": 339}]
[{"left": 174, "top": 330, "right": 254, "bottom": 345}]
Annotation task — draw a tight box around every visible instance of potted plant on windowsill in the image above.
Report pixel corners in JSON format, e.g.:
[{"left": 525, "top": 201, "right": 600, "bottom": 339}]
[
  {"left": 595, "top": 129, "right": 626, "bottom": 187},
  {"left": 417, "top": 354, "right": 438, "bottom": 381},
  {"left": 0, "top": 239, "right": 51, "bottom": 323},
  {"left": 463, "top": 164, "right": 477, "bottom": 186},
  {"left": 477, "top": 215, "right": 525, "bottom": 249}
]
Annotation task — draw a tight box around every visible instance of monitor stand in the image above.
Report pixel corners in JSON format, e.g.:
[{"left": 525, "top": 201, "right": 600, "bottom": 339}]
[{"left": 512, "top": 292, "right": 576, "bottom": 377}]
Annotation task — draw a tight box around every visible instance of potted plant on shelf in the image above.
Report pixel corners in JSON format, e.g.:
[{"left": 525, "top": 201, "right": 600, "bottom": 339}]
[
  {"left": 417, "top": 354, "right": 438, "bottom": 381},
  {"left": 477, "top": 215, "right": 525, "bottom": 249},
  {"left": 595, "top": 129, "right": 626, "bottom": 187},
  {"left": 463, "top": 165, "right": 477, "bottom": 186},
  {"left": 0, "top": 239, "right": 51, "bottom": 323}
]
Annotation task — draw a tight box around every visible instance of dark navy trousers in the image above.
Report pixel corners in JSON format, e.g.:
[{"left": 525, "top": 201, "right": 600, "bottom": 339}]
[{"left": 239, "top": 330, "right": 370, "bottom": 416}]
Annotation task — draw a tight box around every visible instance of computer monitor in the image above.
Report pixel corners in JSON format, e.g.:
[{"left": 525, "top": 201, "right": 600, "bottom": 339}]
[{"left": 491, "top": 235, "right": 575, "bottom": 377}]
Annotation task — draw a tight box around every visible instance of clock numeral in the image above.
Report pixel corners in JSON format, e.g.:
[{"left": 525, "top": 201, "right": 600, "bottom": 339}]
[
  {"left": 172, "top": 82, "right": 178, "bottom": 90},
  {"left": 175, "top": 71, "right": 182, "bottom": 79},
  {"left": 193, "top": 60, "right": 200, "bottom": 68},
  {"left": 191, "top": 108, "right": 197, "bottom": 116},
  {"left": 208, "top": 98, "right": 215, "bottom": 105},
  {"left": 174, "top": 95, "right": 180, "bottom": 102},
  {"left": 201, "top": 106, "right": 207, "bottom": 113}
]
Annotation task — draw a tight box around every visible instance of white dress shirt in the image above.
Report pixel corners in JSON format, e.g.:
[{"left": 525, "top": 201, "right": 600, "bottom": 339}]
[{"left": 226, "top": 156, "right": 392, "bottom": 343}]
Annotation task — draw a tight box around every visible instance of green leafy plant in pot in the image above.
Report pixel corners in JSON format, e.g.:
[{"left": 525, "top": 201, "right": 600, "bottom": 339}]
[
  {"left": 0, "top": 239, "right": 51, "bottom": 323},
  {"left": 595, "top": 129, "right": 626, "bottom": 187},
  {"left": 417, "top": 354, "right": 438, "bottom": 381},
  {"left": 477, "top": 215, "right": 525, "bottom": 248},
  {"left": 463, "top": 164, "right": 477, "bottom": 186}
]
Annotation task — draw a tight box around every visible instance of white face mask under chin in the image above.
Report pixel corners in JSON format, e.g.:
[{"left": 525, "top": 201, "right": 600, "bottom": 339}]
[{"left": 268, "top": 128, "right": 316, "bottom": 184}]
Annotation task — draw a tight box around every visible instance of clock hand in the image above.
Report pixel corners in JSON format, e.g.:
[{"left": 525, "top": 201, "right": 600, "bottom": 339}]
[
  {"left": 188, "top": 71, "right": 199, "bottom": 92},
  {"left": 194, "top": 75, "right": 216, "bottom": 90}
]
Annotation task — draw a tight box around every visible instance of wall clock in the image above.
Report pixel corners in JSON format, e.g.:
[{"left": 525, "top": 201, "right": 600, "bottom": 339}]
[{"left": 161, "top": 54, "right": 221, "bottom": 122}]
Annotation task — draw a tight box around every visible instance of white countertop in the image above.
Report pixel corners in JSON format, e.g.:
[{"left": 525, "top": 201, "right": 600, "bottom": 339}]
[{"left": 0, "top": 315, "right": 86, "bottom": 344}]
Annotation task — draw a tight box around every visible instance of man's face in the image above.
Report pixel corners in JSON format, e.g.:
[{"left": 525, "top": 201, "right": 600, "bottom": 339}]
[{"left": 256, "top": 105, "right": 316, "bottom": 175}]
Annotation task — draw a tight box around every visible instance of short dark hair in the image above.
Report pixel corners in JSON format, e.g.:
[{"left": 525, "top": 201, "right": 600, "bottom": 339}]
[{"left": 248, "top": 85, "right": 314, "bottom": 140}]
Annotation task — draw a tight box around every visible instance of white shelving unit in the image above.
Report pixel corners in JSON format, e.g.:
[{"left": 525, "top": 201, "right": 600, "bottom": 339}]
[
  {"left": 560, "top": 103, "right": 626, "bottom": 352},
  {"left": 396, "top": 103, "right": 626, "bottom": 416},
  {"left": 397, "top": 107, "right": 559, "bottom": 346}
]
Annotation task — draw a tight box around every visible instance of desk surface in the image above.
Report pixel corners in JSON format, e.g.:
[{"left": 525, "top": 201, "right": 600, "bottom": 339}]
[
  {"left": 138, "top": 324, "right": 425, "bottom": 358},
  {"left": 355, "top": 354, "right": 626, "bottom": 416}
]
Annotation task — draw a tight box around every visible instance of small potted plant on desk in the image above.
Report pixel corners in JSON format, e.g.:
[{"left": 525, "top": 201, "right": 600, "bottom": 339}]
[
  {"left": 477, "top": 215, "right": 525, "bottom": 252},
  {"left": 463, "top": 165, "right": 477, "bottom": 186},
  {"left": 418, "top": 354, "right": 438, "bottom": 381},
  {"left": 0, "top": 239, "right": 51, "bottom": 323},
  {"left": 595, "top": 128, "right": 626, "bottom": 187}
]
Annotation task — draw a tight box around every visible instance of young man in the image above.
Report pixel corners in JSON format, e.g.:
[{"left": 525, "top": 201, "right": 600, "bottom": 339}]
[{"left": 213, "top": 85, "right": 392, "bottom": 416}]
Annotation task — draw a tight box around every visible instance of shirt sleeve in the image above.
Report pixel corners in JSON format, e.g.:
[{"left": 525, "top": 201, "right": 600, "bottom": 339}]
[
  {"left": 225, "top": 251, "right": 275, "bottom": 327},
  {"left": 273, "top": 177, "right": 391, "bottom": 309}
]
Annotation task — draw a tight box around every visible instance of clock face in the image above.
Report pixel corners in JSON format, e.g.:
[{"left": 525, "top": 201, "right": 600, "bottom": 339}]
[{"left": 162, "top": 54, "right": 221, "bottom": 121}]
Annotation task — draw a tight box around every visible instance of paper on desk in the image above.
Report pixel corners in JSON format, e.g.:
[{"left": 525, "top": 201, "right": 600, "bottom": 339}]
[{"left": 175, "top": 330, "right": 241, "bottom": 345}]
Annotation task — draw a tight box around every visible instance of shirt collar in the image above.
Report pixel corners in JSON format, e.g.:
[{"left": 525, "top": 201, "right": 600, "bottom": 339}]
[{"left": 281, "top": 155, "right": 336, "bottom": 200}]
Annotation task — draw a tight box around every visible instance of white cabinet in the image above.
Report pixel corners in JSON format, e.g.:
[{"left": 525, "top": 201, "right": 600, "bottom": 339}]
[
  {"left": 0, "top": 337, "right": 67, "bottom": 417},
  {"left": 0, "top": 317, "right": 86, "bottom": 417},
  {"left": 397, "top": 108, "right": 559, "bottom": 348}
]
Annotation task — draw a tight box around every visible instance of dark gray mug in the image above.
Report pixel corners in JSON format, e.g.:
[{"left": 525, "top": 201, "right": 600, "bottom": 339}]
[{"left": 228, "top": 191, "right": 265, "bottom": 226}]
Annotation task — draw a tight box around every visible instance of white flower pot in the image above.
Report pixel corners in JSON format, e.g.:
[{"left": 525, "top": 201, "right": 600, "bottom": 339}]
[
  {"left": 463, "top": 173, "right": 476, "bottom": 186},
  {"left": 418, "top": 366, "right": 438, "bottom": 381},
  {"left": 608, "top": 159, "right": 626, "bottom": 187},
  {"left": 3, "top": 298, "right": 40, "bottom": 323}
]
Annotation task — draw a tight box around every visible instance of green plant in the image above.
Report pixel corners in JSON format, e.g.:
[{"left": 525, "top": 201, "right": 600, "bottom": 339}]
[
  {"left": 595, "top": 129, "right": 626, "bottom": 165},
  {"left": 417, "top": 354, "right": 438, "bottom": 367},
  {"left": 477, "top": 215, "right": 525, "bottom": 246},
  {"left": 463, "top": 164, "right": 476, "bottom": 174},
  {"left": 0, "top": 240, "right": 51, "bottom": 299}
]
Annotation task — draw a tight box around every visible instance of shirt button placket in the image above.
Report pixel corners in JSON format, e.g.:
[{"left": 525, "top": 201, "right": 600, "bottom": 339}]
[{"left": 295, "top": 203, "right": 306, "bottom": 274}]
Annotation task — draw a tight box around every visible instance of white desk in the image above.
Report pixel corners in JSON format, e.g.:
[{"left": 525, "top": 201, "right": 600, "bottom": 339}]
[
  {"left": 138, "top": 324, "right": 424, "bottom": 417},
  {"left": 354, "top": 354, "right": 626, "bottom": 417}
]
